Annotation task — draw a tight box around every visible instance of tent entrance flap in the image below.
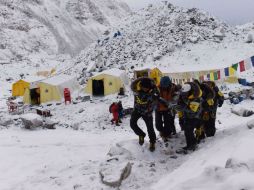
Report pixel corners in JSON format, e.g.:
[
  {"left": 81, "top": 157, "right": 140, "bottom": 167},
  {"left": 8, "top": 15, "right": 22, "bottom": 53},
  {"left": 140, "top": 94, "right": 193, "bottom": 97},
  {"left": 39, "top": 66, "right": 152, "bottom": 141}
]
[
  {"left": 30, "top": 88, "right": 40, "bottom": 105},
  {"left": 92, "top": 79, "right": 104, "bottom": 96}
]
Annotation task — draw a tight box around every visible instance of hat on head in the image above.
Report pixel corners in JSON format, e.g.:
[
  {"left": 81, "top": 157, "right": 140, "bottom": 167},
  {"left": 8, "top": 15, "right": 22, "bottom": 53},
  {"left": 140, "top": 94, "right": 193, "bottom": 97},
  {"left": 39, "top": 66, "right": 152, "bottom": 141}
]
[
  {"left": 160, "top": 76, "right": 172, "bottom": 88},
  {"left": 140, "top": 78, "right": 152, "bottom": 89},
  {"left": 193, "top": 79, "right": 200, "bottom": 86}
]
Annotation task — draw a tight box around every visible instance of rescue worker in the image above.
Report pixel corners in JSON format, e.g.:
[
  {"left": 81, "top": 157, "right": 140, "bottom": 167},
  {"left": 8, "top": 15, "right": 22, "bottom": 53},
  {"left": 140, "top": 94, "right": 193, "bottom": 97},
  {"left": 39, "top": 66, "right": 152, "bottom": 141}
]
[
  {"left": 193, "top": 79, "right": 215, "bottom": 142},
  {"left": 155, "top": 76, "right": 179, "bottom": 141},
  {"left": 130, "top": 77, "right": 159, "bottom": 152},
  {"left": 203, "top": 81, "right": 224, "bottom": 136},
  {"left": 177, "top": 82, "right": 202, "bottom": 151}
]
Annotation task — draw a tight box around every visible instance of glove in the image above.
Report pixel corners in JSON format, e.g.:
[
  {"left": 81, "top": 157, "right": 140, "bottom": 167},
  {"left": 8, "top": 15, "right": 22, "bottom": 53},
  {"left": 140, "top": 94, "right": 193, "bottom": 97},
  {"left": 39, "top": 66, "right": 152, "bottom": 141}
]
[
  {"left": 218, "top": 103, "right": 223, "bottom": 107},
  {"left": 202, "top": 112, "right": 209, "bottom": 121}
]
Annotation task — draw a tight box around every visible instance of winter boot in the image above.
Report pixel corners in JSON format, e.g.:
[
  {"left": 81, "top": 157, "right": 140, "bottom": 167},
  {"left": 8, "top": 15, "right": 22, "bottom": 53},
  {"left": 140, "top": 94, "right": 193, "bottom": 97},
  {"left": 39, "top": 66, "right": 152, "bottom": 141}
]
[
  {"left": 160, "top": 132, "right": 169, "bottom": 142},
  {"left": 139, "top": 136, "right": 144, "bottom": 145},
  {"left": 149, "top": 143, "right": 155, "bottom": 152},
  {"left": 116, "top": 122, "right": 120, "bottom": 126},
  {"left": 118, "top": 119, "right": 122, "bottom": 123},
  {"left": 182, "top": 143, "right": 197, "bottom": 151}
]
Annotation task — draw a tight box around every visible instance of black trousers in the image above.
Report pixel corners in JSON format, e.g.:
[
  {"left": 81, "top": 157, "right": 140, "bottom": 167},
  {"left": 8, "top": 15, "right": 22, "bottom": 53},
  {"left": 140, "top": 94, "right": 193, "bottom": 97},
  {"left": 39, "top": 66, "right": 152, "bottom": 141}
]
[
  {"left": 183, "top": 118, "right": 201, "bottom": 147},
  {"left": 155, "top": 111, "right": 175, "bottom": 137},
  {"left": 203, "top": 117, "right": 216, "bottom": 137},
  {"left": 130, "top": 109, "right": 156, "bottom": 143}
]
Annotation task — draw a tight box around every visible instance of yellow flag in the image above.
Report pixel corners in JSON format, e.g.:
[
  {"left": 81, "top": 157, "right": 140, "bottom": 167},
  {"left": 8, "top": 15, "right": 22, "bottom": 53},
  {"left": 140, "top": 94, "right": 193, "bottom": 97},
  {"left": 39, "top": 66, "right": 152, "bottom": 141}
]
[
  {"left": 210, "top": 72, "right": 214, "bottom": 81},
  {"left": 229, "top": 67, "right": 235, "bottom": 76}
]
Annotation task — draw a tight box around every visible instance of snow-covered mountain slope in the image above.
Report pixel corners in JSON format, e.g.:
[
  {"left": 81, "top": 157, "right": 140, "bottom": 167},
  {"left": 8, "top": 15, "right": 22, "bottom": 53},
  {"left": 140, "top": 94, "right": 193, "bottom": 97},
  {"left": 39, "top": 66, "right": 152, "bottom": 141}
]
[
  {"left": 74, "top": 2, "right": 254, "bottom": 80},
  {"left": 0, "top": 0, "right": 130, "bottom": 64},
  {"left": 1, "top": 2, "right": 254, "bottom": 190}
]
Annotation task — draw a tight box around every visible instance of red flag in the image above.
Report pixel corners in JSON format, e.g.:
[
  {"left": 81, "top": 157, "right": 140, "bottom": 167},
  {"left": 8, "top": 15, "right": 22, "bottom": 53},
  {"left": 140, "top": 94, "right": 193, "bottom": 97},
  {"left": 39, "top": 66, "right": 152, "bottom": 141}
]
[
  {"left": 239, "top": 61, "right": 245, "bottom": 72},
  {"left": 217, "top": 70, "right": 221, "bottom": 80}
]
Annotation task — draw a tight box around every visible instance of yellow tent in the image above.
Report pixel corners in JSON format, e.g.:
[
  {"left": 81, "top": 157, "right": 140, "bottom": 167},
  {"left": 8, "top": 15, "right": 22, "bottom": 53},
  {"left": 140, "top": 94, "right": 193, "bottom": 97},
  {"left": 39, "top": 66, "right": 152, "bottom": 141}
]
[
  {"left": 134, "top": 67, "right": 162, "bottom": 85},
  {"left": 12, "top": 76, "right": 45, "bottom": 97},
  {"left": 149, "top": 67, "right": 163, "bottom": 85},
  {"left": 85, "top": 68, "right": 129, "bottom": 96},
  {"left": 23, "top": 74, "right": 80, "bottom": 104}
]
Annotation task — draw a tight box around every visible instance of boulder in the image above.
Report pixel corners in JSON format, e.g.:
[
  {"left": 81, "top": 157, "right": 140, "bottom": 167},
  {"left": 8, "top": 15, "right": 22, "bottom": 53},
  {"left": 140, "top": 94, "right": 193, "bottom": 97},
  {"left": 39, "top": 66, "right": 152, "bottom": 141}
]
[
  {"left": 99, "top": 162, "right": 132, "bottom": 188},
  {"left": 20, "top": 113, "right": 43, "bottom": 129},
  {"left": 231, "top": 107, "right": 254, "bottom": 117},
  {"left": 247, "top": 119, "right": 254, "bottom": 129}
]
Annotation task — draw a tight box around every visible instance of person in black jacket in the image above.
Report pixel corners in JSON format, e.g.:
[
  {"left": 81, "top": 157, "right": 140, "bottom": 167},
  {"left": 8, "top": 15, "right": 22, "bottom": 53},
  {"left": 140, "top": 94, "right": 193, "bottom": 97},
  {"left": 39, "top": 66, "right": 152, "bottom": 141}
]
[
  {"left": 130, "top": 77, "right": 159, "bottom": 152},
  {"left": 203, "top": 81, "right": 224, "bottom": 136},
  {"left": 177, "top": 82, "right": 202, "bottom": 151},
  {"left": 194, "top": 79, "right": 215, "bottom": 141}
]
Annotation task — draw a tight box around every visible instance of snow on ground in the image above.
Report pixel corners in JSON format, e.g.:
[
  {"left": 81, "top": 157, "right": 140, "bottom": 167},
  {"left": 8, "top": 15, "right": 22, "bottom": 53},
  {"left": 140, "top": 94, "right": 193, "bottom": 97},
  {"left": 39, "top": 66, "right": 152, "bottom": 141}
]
[
  {"left": 1, "top": 85, "right": 254, "bottom": 189},
  {"left": 1, "top": 2, "right": 254, "bottom": 190},
  {"left": 153, "top": 103, "right": 254, "bottom": 190}
]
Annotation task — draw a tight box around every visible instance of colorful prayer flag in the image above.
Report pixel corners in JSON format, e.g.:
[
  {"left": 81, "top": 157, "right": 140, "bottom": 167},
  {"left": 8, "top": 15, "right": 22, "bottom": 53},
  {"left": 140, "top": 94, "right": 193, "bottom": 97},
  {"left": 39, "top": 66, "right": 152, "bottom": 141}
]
[
  {"left": 251, "top": 56, "right": 254, "bottom": 67},
  {"left": 244, "top": 58, "right": 252, "bottom": 70},
  {"left": 229, "top": 67, "right": 235, "bottom": 76},
  {"left": 224, "top": 68, "right": 229, "bottom": 76},
  {"left": 232, "top": 63, "right": 238, "bottom": 71},
  {"left": 214, "top": 71, "right": 218, "bottom": 80},
  {"left": 207, "top": 73, "right": 210, "bottom": 80},
  {"left": 210, "top": 72, "right": 214, "bottom": 81},
  {"left": 217, "top": 70, "right": 221, "bottom": 80},
  {"left": 239, "top": 61, "right": 245, "bottom": 72},
  {"left": 220, "top": 69, "right": 225, "bottom": 79}
]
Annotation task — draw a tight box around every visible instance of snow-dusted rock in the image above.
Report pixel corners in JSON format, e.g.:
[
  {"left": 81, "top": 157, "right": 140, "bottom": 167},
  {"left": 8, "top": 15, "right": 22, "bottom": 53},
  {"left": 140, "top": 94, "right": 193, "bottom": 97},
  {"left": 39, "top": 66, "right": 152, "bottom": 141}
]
[
  {"left": 247, "top": 119, "right": 254, "bottom": 129},
  {"left": 99, "top": 162, "right": 132, "bottom": 188},
  {"left": 108, "top": 143, "right": 133, "bottom": 160},
  {"left": 231, "top": 107, "right": 254, "bottom": 117},
  {"left": 20, "top": 113, "right": 43, "bottom": 129},
  {"left": 246, "top": 33, "right": 253, "bottom": 43},
  {"left": 225, "top": 158, "right": 249, "bottom": 170},
  {"left": 0, "top": 117, "right": 13, "bottom": 127},
  {"left": 43, "top": 119, "right": 57, "bottom": 129}
]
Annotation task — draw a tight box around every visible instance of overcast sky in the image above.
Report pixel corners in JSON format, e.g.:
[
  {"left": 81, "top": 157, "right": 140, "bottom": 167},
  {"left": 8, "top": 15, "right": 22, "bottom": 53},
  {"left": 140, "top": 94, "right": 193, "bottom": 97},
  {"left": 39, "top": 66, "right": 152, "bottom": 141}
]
[{"left": 122, "top": 0, "right": 254, "bottom": 25}]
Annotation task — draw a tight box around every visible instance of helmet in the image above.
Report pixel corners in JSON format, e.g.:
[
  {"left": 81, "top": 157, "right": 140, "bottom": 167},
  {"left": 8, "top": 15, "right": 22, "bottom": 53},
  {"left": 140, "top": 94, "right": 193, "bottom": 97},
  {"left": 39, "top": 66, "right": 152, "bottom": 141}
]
[
  {"left": 181, "top": 84, "right": 191, "bottom": 93},
  {"left": 160, "top": 76, "right": 172, "bottom": 88},
  {"left": 181, "top": 83, "right": 191, "bottom": 98}
]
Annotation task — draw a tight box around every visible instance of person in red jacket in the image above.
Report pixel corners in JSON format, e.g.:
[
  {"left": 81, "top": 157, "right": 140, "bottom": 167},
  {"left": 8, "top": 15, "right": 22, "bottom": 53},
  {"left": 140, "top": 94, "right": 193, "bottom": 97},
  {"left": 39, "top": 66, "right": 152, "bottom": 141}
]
[
  {"left": 156, "top": 76, "right": 180, "bottom": 141},
  {"left": 110, "top": 102, "right": 120, "bottom": 126}
]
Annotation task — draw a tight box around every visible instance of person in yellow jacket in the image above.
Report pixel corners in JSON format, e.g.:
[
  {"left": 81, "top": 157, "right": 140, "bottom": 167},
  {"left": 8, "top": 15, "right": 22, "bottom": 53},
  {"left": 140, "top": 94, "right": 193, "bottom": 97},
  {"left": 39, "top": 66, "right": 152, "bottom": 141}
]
[
  {"left": 177, "top": 82, "right": 202, "bottom": 151},
  {"left": 193, "top": 79, "right": 215, "bottom": 142}
]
